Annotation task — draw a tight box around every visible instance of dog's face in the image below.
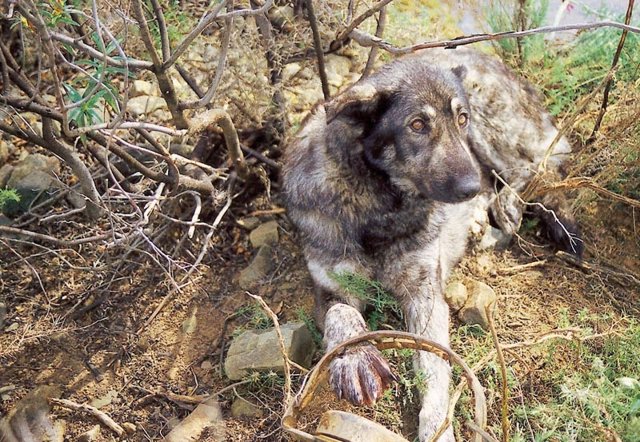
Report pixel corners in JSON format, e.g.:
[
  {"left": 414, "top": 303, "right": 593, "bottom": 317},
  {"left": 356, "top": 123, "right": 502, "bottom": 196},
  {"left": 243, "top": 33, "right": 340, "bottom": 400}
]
[{"left": 326, "top": 64, "right": 481, "bottom": 204}]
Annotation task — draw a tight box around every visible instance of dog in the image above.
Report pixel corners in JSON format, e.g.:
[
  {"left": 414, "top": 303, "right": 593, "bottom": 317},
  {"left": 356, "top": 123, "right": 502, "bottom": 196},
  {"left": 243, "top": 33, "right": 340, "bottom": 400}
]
[{"left": 282, "top": 47, "right": 581, "bottom": 441}]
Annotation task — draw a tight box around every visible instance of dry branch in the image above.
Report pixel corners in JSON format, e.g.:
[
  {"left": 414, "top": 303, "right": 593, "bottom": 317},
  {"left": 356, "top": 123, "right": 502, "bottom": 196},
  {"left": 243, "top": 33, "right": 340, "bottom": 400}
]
[
  {"left": 50, "top": 398, "right": 125, "bottom": 437},
  {"left": 349, "top": 21, "right": 640, "bottom": 55},
  {"left": 589, "top": 0, "right": 636, "bottom": 140},
  {"left": 190, "top": 109, "right": 248, "bottom": 179}
]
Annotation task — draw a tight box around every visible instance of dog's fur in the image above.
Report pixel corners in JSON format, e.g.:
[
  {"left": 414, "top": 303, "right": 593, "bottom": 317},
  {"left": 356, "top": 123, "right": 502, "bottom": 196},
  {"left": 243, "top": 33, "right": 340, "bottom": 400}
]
[{"left": 282, "top": 47, "right": 581, "bottom": 441}]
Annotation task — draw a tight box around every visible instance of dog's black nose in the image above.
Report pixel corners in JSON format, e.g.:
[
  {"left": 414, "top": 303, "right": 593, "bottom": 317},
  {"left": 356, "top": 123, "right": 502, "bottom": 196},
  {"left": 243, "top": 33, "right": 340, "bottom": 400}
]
[{"left": 453, "top": 176, "right": 481, "bottom": 201}]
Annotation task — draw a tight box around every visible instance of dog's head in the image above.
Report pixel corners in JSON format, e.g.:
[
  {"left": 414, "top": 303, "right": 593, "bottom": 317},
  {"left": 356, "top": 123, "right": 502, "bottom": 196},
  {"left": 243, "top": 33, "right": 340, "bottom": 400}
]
[{"left": 325, "top": 61, "right": 481, "bottom": 204}]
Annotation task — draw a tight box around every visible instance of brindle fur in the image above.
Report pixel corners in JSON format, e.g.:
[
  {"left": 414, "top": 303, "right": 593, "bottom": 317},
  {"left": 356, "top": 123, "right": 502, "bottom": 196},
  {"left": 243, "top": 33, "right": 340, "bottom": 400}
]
[{"left": 282, "top": 47, "right": 581, "bottom": 441}]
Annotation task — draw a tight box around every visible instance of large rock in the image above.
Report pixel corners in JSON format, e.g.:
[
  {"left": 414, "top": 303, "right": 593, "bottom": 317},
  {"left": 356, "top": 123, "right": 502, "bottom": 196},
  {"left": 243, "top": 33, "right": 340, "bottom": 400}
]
[
  {"left": 458, "top": 280, "right": 497, "bottom": 330},
  {"left": 324, "top": 55, "right": 352, "bottom": 88},
  {"left": 478, "top": 226, "right": 511, "bottom": 251},
  {"left": 0, "top": 139, "right": 10, "bottom": 165},
  {"left": 315, "top": 410, "right": 408, "bottom": 442},
  {"left": 162, "top": 397, "right": 225, "bottom": 442},
  {"left": 231, "top": 398, "right": 263, "bottom": 418},
  {"left": 249, "top": 221, "right": 279, "bottom": 248},
  {"left": 0, "top": 164, "right": 13, "bottom": 188},
  {"left": 238, "top": 245, "right": 273, "bottom": 289},
  {"left": 4, "top": 154, "right": 61, "bottom": 216},
  {"left": 444, "top": 280, "right": 468, "bottom": 312},
  {"left": 224, "top": 322, "right": 316, "bottom": 380},
  {"left": 126, "top": 96, "right": 167, "bottom": 116}
]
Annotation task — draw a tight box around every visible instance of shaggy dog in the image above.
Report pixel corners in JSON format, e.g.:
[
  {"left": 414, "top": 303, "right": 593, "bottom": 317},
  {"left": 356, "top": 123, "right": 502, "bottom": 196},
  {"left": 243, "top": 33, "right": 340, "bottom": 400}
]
[{"left": 282, "top": 47, "right": 581, "bottom": 441}]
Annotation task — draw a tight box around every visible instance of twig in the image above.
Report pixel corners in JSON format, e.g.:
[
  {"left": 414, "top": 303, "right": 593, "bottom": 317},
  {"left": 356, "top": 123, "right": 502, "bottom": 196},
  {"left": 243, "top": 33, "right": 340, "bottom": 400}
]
[
  {"left": 306, "top": 0, "right": 330, "bottom": 100},
  {"left": 498, "top": 259, "right": 548, "bottom": 275},
  {"left": 190, "top": 109, "right": 248, "bottom": 179},
  {"left": 0, "top": 226, "right": 112, "bottom": 246},
  {"left": 361, "top": 6, "right": 387, "bottom": 79},
  {"left": 180, "top": 17, "right": 233, "bottom": 110},
  {"left": 188, "top": 193, "right": 202, "bottom": 239},
  {"left": 50, "top": 398, "right": 125, "bottom": 437},
  {"left": 540, "top": 177, "right": 640, "bottom": 209},
  {"left": 246, "top": 292, "right": 292, "bottom": 408},
  {"left": 349, "top": 21, "right": 640, "bottom": 55},
  {"left": 589, "top": 0, "right": 635, "bottom": 140},
  {"left": 487, "top": 307, "right": 509, "bottom": 442},
  {"left": 492, "top": 171, "right": 583, "bottom": 255},
  {"left": 247, "top": 207, "right": 286, "bottom": 217},
  {"left": 336, "top": 0, "right": 395, "bottom": 42}
]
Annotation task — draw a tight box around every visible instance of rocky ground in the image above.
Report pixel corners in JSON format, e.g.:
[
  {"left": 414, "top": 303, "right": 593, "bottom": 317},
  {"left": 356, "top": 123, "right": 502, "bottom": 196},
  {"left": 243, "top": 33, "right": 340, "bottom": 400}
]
[{"left": 1, "top": 6, "right": 639, "bottom": 441}]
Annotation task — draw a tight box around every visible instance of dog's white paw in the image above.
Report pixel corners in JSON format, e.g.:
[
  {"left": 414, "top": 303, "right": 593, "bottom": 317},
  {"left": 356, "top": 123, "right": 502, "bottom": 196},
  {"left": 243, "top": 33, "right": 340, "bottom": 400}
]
[{"left": 329, "top": 344, "right": 397, "bottom": 406}]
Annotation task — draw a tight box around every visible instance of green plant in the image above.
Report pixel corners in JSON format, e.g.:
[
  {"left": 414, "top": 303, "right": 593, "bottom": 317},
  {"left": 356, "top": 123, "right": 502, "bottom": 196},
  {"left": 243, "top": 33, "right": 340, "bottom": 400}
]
[
  {"left": 231, "top": 302, "right": 273, "bottom": 337},
  {"left": 295, "top": 308, "right": 323, "bottom": 347},
  {"left": 0, "top": 188, "right": 20, "bottom": 212},
  {"left": 331, "top": 271, "right": 402, "bottom": 330}
]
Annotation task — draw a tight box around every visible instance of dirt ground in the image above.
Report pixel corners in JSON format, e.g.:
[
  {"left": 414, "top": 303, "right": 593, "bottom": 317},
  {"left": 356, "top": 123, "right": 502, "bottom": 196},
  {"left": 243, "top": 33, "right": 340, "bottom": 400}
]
[{"left": 1, "top": 181, "right": 638, "bottom": 441}]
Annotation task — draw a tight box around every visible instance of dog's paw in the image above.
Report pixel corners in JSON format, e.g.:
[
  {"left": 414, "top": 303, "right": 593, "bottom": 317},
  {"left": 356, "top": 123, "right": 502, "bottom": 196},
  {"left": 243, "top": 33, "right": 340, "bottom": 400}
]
[{"left": 329, "top": 344, "right": 397, "bottom": 406}]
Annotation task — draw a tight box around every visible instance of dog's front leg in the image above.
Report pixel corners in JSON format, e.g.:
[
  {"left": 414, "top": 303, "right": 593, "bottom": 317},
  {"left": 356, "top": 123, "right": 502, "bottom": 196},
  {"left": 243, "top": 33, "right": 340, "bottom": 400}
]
[
  {"left": 405, "top": 292, "right": 455, "bottom": 442},
  {"left": 324, "top": 303, "right": 397, "bottom": 405},
  {"left": 307, "top": 256, "right": 396, "bottom": 405}
]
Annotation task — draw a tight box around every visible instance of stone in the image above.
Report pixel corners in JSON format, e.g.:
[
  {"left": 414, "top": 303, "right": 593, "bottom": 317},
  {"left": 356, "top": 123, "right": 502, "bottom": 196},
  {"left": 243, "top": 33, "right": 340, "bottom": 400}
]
[
  {"left": 5, "top": 154, "right": 62, "bottom": 216},
  {"left": 89, "top": 390, "right": 117, "bottom": 409},
  {"left": 122, "top": 422, "right": 137, "bottom": 434},
  {"left": 478, "top": 226, "right": 511, "bottom": 251},
  {"left": 238, "top": 245, "right": 274, "bottom": 289},
  {"left": 237, "top": 217, "right": 260, "bottom": 231},
  {"left": 5, "top": 322, "right": 19, "bottom": 332},
  {"left": 163, "top": 397, "right": 225, "bottom": 442},
  {"left": 444, "top": 280, "right": 468, "bottom": 312},
  {"left": 224, "top": 322, "right": 316, "bottom": 380},
  {"left": 126, "top": 96, "right": 167, "bottom": 116},
  {"left": 249, "top": 221, "right": 279, "bottom": 248},
  {"left": 458, "top": 280, "right": 497, "bottom": 330},
  {"left": 0, "top": 139, "right": 10, "bottom": 164},
  {"left": 231, "top": 398, "right": 263, "bottom": 418},
  {"left": 283, "top": 63, "right": 302, "bottom": 82},
  {"left": 0, "top": 164, "right": 13, "bottom": 188},
  {"left": 131, "top": 80, "right": 157, "bottom": 97},
  {"left": 475, "top": 254, "right": 495, "bottom": 275},
  {"left": 324, "top": 55, "right": 352, "bottom": 88},
  {"left": 315, "top": 410, "right": 408, "bottom": 442},
  {"left": 200, "top": 360, "right": 213, "bottom": 370},
  {"left": 66, "top": 190, "right": 86, "bottom": 209},
  {"left": 77, "top": 425, "right": 101, "bottom": 442}
]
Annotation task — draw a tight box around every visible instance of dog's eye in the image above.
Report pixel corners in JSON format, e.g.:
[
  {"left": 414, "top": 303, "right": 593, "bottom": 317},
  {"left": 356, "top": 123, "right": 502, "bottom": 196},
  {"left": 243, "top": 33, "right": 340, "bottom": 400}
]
[
  {"left": 410, "top": 118, "right": 427, "bottom": 132},
  {"left": 457, "top": 113, "right": 469, "bottom": 127}
]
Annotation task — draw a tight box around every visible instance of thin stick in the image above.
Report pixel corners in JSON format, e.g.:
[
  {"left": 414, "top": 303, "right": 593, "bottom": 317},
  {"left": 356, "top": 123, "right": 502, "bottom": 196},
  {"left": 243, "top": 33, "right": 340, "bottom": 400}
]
[
  {"left": 589, "top": 0, "right": 635, "bottom": 140},
  {"left": 349, "top": 21, "right": 640, "bottom": 55},
  {"left": 361, "top": 6, "right": 387, "bottom": 79},
  {"left": 50, "top": 398, "right": 125, "bottom": 437},
  {"left": 306, "top": 0, "right": 330, "bottom": 100},
  {"left": 246, "top": 292, "right": 292, "bottom": 408},
  {"left": 487, "top": 307, "right": 509, "bottom": 442}
]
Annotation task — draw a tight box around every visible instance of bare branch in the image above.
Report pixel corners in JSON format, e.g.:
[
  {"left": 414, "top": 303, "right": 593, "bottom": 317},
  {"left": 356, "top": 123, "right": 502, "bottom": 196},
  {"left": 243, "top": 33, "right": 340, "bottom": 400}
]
[
  {"left": 306, "top": 0, "right": 330, "bottom": 100},
  {"left": 361, "top": 6, "right": 387, "bottom": 79},
  {"left": 349, "top": 20, "right": 640, "bottom": 55},
  {"left": 589, "top": 0, "right": 636, "bottom": 140},
  {"left": 180, "top": 18, "right": 233, "bottom": 110},
  {"left": 190, "top": 109, "right": 248, "bottom": 179},
  {"left": 50, "top": 398, "right": 125, "bottom": 437}
]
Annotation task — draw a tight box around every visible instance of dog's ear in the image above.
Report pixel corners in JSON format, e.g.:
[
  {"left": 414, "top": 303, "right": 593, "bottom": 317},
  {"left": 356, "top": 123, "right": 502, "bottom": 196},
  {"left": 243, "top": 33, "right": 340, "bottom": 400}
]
[
  {"left": 451, "top": 65, "right": 467, "bottom": 80},
  {"left": 324, "top": 83, "right": 390, "bottom": 124}
]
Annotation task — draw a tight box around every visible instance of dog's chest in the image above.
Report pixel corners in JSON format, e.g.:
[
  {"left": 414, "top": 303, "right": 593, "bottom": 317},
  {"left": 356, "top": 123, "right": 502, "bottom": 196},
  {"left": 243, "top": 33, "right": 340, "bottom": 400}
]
[{"left": 360, "top": 194, "right": 436, "bottom": 255}]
